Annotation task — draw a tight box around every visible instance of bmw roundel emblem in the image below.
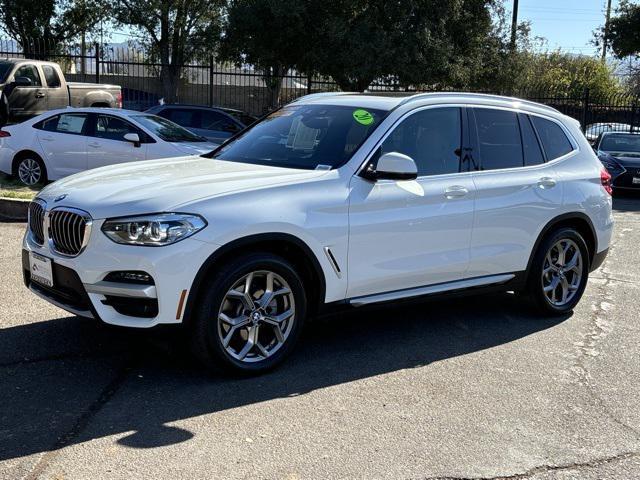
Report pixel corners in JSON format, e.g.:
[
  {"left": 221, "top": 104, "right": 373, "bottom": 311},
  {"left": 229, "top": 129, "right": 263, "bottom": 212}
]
[{"left": 54, "top": 194, "right": 67, "bottom": 202}]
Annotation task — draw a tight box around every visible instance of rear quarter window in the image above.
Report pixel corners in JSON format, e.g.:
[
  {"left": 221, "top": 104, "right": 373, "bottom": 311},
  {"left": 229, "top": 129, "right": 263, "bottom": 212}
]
[{"left": 531, "top": 116, "right": 574, "bottom": 160}]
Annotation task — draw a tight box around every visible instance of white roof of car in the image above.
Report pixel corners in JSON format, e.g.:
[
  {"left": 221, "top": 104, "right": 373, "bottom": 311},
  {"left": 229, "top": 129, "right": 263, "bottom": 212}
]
[
  {"left": 42, "top": 107, "right": 150, "bottom": 117},
  {"left": 293, "top": 92, "right": 561, "bottom": 116}
]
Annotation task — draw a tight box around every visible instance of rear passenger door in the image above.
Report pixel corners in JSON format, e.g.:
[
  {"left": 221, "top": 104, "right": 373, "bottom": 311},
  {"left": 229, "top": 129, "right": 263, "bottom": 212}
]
[
  {"left": 467, "top": 108, "right": 571, "bottom": 278},
  {"left": 35, "top": 113, "right": 89, "bottom": 178},
  {"left": 42, "top": 64, "right": 68, "bottom": 110}
]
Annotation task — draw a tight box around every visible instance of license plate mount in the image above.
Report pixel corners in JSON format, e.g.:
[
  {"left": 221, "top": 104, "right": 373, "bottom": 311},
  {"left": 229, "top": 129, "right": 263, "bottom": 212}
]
[{"left": 29, "top": 251, "right": 54, "bottom": 288}]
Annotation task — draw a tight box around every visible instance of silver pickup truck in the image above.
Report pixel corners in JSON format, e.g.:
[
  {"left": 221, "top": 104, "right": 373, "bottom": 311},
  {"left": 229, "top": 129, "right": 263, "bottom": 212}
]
[{"left": 0, "top": 59, "right": 122, "bottom": 124}]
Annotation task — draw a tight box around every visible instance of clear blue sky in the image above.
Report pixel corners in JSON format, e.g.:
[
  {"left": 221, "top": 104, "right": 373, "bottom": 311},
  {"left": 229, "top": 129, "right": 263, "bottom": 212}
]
[{"left": 515, "top": 0, "right": 619, "bottom": 56}]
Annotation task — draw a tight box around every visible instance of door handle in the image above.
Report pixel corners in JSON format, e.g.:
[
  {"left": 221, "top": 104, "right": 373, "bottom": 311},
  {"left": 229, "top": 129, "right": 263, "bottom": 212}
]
[
  {"left": 40, "top": 136, "right": 54, "bottom": 142},
  {"left": 35, "top": 92, "right": 46, "bottom": 98},
  {"left": 444, "top": 185, "right": 469, "bottom": 199},
  {"left": 88, "top": 142, "right": 101, "bottom": 148},
  {"left": 537, "top": 177, "right": 557, "bottom": 189}
]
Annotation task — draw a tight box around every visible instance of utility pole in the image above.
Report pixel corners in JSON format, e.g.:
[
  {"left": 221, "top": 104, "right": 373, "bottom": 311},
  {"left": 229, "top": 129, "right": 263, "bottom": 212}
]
[
  {"left": 510, "top": 0, "right": 519, "bottom": 50},
  {"left": 601, "top": 0, "right": 613, "bottom": 62}
]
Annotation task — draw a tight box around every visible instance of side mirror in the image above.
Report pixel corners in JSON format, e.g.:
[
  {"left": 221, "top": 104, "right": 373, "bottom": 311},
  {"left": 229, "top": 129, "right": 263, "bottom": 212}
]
[
  {"left": 14, "top": 76, "right": 32, "bottom": 87},
  {"left": 124, "top": 132, "right": 141, "bottom": 147},
  {"left": 371, "top": 152, "right": 418, "bottom": 181}
]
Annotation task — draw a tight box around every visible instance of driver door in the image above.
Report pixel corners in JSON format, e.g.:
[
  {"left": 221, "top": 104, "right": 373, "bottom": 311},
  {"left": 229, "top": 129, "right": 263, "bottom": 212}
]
[
  {"left": 7, "top": 64, "right": 47, "bottom": 120},
  {"left": 347, "top": 106, "right": 476, "bottom": 299}
]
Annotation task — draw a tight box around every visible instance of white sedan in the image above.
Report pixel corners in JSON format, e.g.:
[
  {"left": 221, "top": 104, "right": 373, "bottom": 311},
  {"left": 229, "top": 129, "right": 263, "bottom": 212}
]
[{"left": 0, "top": 108, "right": 219, "bottom": 185}]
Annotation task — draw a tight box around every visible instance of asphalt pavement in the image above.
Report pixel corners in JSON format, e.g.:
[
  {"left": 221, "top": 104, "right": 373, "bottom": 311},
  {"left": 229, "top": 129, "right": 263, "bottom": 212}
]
[{"left": 1, "top": 195, "right": 640, "bottom": 480}]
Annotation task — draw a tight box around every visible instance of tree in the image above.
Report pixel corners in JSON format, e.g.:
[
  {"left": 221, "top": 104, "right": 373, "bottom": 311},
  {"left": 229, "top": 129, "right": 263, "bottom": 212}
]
[
  {"left": 307, "top": 0, "right": 497, "bottom": 92},
  {"left": 222, "top": 0, "right": 314, "bottom": 109},
  {"left": 112, "top": 0, "right": 224, "bottom": 103},
  {"left": 0, "top": 0, "right": 102, "bottom": 56},
  {"left": 607, "top": 0, "right": 640, "bottom": 58}
]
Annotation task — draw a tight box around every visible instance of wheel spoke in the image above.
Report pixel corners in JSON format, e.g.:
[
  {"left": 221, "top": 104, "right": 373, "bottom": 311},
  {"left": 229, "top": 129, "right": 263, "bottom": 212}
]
[
  {"left": 219, "top": 312, "right": 248, "bottom": 327},
  {"left": 260, "top": 287, "right": 291, "bottom": 308},
  {"left": 560, "top": 277, "right": 570, "bottom": 303},
  {"left": 264, "top": 308, "right": 293, "bottom": 324},
  {"left": 564, "top": 250, "right": 580, "bottom": 271},
  {"left": 237, "top": 325, "right": 258, "bottom": 360}
]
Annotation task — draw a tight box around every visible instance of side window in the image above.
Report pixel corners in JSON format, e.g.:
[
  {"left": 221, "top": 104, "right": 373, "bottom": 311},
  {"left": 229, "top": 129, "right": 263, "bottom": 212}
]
[
  {"left": 165, "top": 109, "right": 198, "bottom": 128},
  {"left": 380, "top": 107, "right": 462, "bottom": 176},
  {"left": 37, "top": 115, "right": 60, "bottom": 132},
  {"left": 200, "top": 110, "right": 239, "bottom": 132},
  {"left": 14, "top": 64, "right": 42, "bottom": 87},
  {"left": 54, "top": 114, "right": 87, "bottom": 134},
  {"left": 42, "top": 65, "right": 61, "bottom": 87},
  {"left": 95, "top": 115, "right": 137, "bottom": 141},
  {"left": 531, "top": 116, "right": 574, "bottom": 160},
  {"left": 519, "top": 114, "right": 545, "bottom": 166},
  {"left": 474, "top": 108, "right": 523, "bottom": 170}
]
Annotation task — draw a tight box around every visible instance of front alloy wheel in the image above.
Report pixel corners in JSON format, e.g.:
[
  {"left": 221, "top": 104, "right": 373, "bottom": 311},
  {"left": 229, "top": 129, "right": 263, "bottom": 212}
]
[
  {"left": 190, "top": 253, "right": 307, "bottom": 374},
  {"left": 218, "top": 270, "right": 295, "bottom": 362}
]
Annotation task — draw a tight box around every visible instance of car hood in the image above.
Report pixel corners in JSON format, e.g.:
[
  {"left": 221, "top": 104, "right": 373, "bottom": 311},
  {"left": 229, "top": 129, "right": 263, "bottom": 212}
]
[{"left": 37, "top": 156, "right": 329, "bottom": 219}]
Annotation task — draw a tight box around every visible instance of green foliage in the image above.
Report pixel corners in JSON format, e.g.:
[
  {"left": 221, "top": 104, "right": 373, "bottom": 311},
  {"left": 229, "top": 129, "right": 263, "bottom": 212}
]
[
  {"left": 0, "top": 0, "right": 103, "bottom": 52},
  {"left": 222, "top": 0, "right": 311, "bottom": 106},
  {"left": 111, "top": 0, "right": 224, "bottom": 102},
  {"left": 511, "top": 51, "right": 623, "bottom": 98},
  {"left": 608, "top": 0, "right": 640, "bottom": 58}
]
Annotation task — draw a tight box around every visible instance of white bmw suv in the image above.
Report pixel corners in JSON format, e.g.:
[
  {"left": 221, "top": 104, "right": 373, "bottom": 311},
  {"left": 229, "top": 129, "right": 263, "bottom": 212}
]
[{"left": 22, "top": 93, "right": 614, "bottom": 373}]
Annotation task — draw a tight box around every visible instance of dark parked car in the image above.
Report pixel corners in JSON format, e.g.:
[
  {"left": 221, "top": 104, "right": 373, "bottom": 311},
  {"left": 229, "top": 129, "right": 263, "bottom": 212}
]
[
  {"left": 595, "top": 131, "right": 640, "bottom": 191},
  {"left": 145, "top": 104, "right": 256, "bottom": 144}
]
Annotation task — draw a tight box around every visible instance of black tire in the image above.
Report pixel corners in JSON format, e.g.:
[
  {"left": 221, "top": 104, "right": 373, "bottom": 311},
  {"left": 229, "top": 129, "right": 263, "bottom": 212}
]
[
  {"left": 527, "top": 227, "right": 590, "bottom": 316},
  {"left": 189, "top": 253, "right": 307, "bottom": 375},
  {"left": 14, "top": 153, "right": 47, "bottom": 186}
]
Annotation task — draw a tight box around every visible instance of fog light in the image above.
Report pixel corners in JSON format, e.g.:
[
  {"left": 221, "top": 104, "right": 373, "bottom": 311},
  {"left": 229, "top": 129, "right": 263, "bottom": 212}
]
[{"left": 104, "top": 271, "right": 154, "bottom": 285}]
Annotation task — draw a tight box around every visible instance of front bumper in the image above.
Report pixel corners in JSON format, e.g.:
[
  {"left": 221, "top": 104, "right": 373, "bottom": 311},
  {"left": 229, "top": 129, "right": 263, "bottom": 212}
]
[{"left": 23, "top": 221, "right": 218, "bottom": 328}]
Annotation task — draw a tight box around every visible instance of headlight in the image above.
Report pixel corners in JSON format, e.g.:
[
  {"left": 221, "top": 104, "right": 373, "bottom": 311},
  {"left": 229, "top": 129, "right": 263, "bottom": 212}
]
[{"left": 101, "top": 213, "right": 207, "bottom": 246}]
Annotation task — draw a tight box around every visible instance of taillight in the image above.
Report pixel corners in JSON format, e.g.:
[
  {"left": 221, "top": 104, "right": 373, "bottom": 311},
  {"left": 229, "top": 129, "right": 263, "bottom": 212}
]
[
  {"left": 600, "top": 168, "right": 612, "bottom": 195},
  {"left": 0, "top": 130, "right": 10, "bottom": 137},
  {"left": 116, "top": 92, "right": 123, "bottom": 109}
]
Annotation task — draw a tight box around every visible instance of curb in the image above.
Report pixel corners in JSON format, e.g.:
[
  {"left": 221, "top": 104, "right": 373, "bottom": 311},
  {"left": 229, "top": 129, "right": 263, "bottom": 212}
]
[{"left": 0, "top": 197, "right": 29, "bottom": 222}]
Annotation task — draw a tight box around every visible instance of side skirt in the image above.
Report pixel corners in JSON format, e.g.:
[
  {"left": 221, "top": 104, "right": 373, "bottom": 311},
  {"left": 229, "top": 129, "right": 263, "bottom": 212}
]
[{"left": 347, "top": 273, "right": 522, "bottom": 307}]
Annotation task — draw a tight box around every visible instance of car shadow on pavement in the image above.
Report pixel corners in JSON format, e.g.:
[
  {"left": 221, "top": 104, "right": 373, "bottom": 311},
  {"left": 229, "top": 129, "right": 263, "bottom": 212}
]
[{"left": 0, "top": 292, "right": 569, "bottom": 461}]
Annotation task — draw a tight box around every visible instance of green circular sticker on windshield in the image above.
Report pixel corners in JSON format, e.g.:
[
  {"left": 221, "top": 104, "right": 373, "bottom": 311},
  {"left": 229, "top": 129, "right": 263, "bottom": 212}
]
[{"left": 353, "top": 109, "right": 374, "bottom": 126}]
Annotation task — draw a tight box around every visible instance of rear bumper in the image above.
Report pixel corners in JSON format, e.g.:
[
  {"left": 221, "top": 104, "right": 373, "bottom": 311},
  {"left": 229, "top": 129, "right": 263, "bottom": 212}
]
[{"left": 590, "top": 248, "right": 609, "bottom": 272}]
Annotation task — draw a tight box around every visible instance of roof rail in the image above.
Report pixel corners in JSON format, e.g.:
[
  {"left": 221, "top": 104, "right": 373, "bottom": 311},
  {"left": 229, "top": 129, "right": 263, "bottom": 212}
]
[
  {"left": 397, "top": 92, "right": 560, "bottom": 114},
  {"left": 290, "top": 92, "right": 356, "bottom": 104}
]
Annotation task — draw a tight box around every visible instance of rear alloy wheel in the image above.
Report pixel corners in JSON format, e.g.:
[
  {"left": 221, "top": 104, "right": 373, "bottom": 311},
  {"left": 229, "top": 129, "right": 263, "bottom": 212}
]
[
  {"left": 17, "top": 156, "right": 46, "bottom": 186},
  {"left": 528, "top": 227, "right": 589, "bottom": 315},
  {"left": 190, "top": 253, "right": 307, "bottom": 374}
]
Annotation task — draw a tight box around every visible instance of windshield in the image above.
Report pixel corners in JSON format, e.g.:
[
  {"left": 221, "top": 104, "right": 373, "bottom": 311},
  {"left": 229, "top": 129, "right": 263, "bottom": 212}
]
[
  {"left": 600, "top": 134, "right": 640, "bottom": 154},
  {"left": 210, "top": 104, "right": 387, "bottom": 170},
  {"left": 132, "top": 114, "right": 207, "bottom": 142},
  {"left": 0, "top": 61, "right": 13, "bottom": 83}
]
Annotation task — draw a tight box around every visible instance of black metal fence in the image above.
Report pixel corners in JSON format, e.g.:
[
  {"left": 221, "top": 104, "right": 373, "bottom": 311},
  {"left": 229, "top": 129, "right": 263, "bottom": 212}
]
[{"left": 1, "top": 38, "right": 639, "bottom": 137}]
